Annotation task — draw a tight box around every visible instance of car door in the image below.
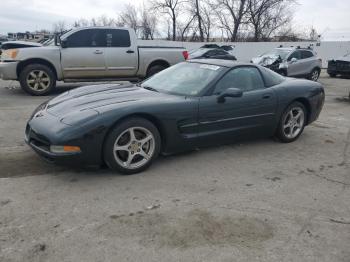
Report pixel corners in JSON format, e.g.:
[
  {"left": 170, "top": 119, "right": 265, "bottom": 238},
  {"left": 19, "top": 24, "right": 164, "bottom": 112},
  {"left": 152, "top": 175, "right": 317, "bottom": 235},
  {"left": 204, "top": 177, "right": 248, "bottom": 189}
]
[
  {"left": 300, "top": 50, "right": 316, "bottom": 74},
  {"left": 197, "top": 66, "right": 277, "bottom": 146},
  {"left": 60, "top": 29, "right": 107, "bottom": 79},
  {"left": 286, "top": 50, "right": 304, "bottom": 76},
  {"left": 103, "top": 29, "right": 138, "bottom": 77}
]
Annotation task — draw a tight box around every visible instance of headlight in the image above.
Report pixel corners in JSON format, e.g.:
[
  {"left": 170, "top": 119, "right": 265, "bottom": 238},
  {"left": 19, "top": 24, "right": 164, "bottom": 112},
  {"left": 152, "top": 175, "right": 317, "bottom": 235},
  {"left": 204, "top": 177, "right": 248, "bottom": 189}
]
[{"left": 2, "top": 49, "right": 19, "bottom": 60}]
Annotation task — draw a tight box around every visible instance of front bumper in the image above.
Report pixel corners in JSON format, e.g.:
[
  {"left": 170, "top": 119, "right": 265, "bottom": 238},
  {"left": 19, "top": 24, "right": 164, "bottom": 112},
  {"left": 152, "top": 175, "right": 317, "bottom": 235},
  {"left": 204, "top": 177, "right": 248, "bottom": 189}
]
[
  {"left": 0, "top": 61, "right": 18, "bottom": 80},
  {"left": 25, "top": 107, "right": 104, "bottom": 167}
]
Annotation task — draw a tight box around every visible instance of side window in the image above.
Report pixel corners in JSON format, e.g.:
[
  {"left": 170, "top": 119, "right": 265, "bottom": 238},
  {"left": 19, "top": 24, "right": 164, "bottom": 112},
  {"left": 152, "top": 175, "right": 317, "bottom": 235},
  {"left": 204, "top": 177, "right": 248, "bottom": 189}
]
[
  {"left": 105, "top": 29, "right": 131, "bottom": 47},
  {"left": 205, "top": 50, "right": 218, "bottom": 57},
  {"left": 213, "top": 67, "right": 265, "bottom": 94},
  {"left": 67, "top": 29, "right": 106, "bottom": 48},
  {"left": 301, "top": 50, "right": 314, "bottom": 59},
  {"left": 287, "top": 51, "right": 301, "bottom": 61}
]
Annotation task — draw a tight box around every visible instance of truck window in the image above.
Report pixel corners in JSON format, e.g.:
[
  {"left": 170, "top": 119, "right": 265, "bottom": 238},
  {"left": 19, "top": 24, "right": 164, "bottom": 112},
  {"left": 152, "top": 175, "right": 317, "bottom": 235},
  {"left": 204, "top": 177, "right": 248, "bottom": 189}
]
[
  {"left": 66, "top": 29, "right": 106, "bottom": 48},
  {"left": 105, "top": 29, "right": 131, "bottom": 47}
]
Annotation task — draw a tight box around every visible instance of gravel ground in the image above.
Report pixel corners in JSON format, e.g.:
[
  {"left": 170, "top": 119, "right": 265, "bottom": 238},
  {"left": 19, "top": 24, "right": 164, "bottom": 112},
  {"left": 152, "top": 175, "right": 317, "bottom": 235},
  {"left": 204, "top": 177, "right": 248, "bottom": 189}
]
[{"left": 0, "top": 72, "right": 349, "bottom": 262}]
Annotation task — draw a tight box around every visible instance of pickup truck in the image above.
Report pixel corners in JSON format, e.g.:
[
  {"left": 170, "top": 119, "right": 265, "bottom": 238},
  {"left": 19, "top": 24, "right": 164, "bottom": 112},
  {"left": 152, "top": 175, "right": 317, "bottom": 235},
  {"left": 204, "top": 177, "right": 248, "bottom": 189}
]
[{"left": 0, "top": 27, "right": 188, "bottom": 95}]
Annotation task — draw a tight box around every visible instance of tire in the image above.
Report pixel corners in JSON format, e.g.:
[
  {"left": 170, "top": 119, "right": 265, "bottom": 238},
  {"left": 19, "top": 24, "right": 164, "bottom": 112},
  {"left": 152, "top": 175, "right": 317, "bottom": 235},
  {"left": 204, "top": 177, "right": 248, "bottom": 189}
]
[
  {"left": 329, "top": 73, "right": 337, "bottom": 78},
  {"left": 146, "top": 65, "right": 167, "bottom": 78},
  {"left": 19, "top": 64, "right": 56, "bottom": 96},
  {"left": 103, "top": 118, "right": 161, "bottom": 175},
  {"left": 309, "top": 68, "right": 320, "bottom": 82},
  {"left": 275, "top": 102, "right": 307, "bottom": 143}
]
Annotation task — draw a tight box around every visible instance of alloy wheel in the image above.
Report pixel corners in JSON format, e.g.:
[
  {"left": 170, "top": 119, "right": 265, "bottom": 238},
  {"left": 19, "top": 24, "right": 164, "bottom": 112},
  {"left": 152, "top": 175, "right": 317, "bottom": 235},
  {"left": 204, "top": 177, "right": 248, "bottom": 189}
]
[
  {"left": 26, "top": 70, "right": 51, "bottom": 91},
  {"left": 113, "top": 127, "right": 155, "bottom": 170},
  {"left": 311, "top": 70, "right": 319, "bottom": 81},
  {"left": 283, "top": 107, "right": 305, "bottom": 139}
]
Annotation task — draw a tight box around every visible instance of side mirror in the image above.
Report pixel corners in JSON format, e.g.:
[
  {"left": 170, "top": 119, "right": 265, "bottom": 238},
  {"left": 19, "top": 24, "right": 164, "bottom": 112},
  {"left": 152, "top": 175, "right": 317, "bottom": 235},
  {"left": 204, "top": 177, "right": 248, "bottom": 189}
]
[
  {"left": 217, "top": 88, "right": 243, "bottom": 103},
  {"left": 61, "top": 39, "right": 68, "bottom": 48},
  {"left": 290, "top": 57, "right": 298, "bottom": 63}
]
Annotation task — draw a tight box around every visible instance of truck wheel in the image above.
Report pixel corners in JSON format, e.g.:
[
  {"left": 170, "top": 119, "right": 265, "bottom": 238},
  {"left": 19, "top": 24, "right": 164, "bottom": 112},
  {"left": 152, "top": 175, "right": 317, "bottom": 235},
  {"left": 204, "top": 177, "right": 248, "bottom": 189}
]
[
  {"left": 146, "top": 65, "right": 167, "bottom": 78},
  {"left": 19, "top": 64, "right": 56, "bottom": 96},
  {"left": 329, "top": 73, "right": 337, "bottom": 78}
]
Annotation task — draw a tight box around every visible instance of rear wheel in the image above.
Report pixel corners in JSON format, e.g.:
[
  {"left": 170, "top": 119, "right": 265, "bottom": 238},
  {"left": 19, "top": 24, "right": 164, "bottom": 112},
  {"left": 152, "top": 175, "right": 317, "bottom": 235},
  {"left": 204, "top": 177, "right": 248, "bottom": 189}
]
[
  {"left": 275, "top": 102, "right": 306, "bottom": 143},
  {"left": 329, "top": 73, "right": 337, "bottom": 78},
  {"left": 19, "top": 64, "right": 56, "bottom": 95},
  {"left": 146, "top": 65, "right": 167, "bottom": 78},
  {"left": 309, "top": 68, "right": 320, "bottom": 82},
  {"left": 103, "top": 118, "right": 161, "bottom": 175}
]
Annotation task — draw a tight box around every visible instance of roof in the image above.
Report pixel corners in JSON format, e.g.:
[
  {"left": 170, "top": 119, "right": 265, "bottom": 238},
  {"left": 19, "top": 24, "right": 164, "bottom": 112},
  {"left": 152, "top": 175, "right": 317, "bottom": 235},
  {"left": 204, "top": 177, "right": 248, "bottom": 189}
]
[{"left": 188, "top": 59, "right": 251, "bottom": 68}]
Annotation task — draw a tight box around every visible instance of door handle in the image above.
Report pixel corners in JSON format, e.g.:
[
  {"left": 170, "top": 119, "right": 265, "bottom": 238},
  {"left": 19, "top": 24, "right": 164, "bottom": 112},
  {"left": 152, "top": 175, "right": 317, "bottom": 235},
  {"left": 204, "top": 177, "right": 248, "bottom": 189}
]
[
  {"left": 262, "top": 94, "right": 271, "bottom": 99},
  {"left": 94, "top": 50, "right": 103, "bottom": 54},
  {"left": 126, "top": 50, "right": 135, "bottom": 54}
]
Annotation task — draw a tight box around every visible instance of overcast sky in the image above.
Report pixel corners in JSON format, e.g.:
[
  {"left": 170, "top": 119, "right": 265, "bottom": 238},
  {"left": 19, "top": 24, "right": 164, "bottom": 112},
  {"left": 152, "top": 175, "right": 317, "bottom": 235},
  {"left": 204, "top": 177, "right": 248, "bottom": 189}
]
[{"left": 0, "top": 0, "right": 349, "bottom": 41}]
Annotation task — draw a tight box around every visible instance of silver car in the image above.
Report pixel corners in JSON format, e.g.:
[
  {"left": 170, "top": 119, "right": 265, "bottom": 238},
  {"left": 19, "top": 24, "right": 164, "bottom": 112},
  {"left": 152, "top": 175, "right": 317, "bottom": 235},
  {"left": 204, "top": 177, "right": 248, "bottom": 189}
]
[{"left": 252, "top": 47, "right": 322, "bottom": 81}]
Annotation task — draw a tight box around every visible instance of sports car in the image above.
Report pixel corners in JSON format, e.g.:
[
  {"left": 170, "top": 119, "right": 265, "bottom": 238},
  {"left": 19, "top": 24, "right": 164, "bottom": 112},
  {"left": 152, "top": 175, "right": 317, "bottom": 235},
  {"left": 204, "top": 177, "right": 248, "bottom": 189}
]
[{"left": 25, "top": 60, "right": 325, "bottom": 174}]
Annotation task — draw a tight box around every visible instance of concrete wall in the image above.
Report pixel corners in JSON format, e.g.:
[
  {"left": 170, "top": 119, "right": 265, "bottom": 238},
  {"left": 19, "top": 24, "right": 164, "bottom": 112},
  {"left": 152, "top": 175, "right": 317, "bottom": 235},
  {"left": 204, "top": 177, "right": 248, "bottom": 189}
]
[{"left": 138, "top": 40, "right": 350, "bottom": 68}]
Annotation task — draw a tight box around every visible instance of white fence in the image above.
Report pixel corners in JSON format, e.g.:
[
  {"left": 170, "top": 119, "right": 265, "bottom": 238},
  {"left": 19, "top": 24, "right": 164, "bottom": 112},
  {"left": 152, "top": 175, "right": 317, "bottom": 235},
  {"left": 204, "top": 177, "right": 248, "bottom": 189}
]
[{"left": 139, "top": 40, "right": 350, "bottom": 68}]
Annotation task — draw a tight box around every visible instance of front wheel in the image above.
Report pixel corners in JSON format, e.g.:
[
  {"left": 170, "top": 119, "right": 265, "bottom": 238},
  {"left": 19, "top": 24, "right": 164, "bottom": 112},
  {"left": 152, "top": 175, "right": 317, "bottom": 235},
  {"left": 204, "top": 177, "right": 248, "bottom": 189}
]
[
  {"left": 275, "top": 102, "right": 306, "bottom": 143},
  {"left": 103, "top": 118, "right": 161, "bottom": 175},
  {"left": 328, "top": 73, "right": 337, "bottom": 78},
  {"left": 309, "top": 68, "right": 320, "bottom": 82},
  {"left": 19, "top": 64, "right": 56, "bottom": 95}
]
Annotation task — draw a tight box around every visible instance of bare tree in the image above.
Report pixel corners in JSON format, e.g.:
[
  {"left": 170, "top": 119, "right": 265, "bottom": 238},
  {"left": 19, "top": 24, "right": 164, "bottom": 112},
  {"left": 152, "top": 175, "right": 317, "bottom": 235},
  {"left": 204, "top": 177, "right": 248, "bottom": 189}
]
[
  {"left": 118, "top": 4, "right": 139, "bottom": 34},
  {"left": 247, "top": 0, "right": 294, "bottom": 41},
  {"left": 201, "top": 0, "right": 216, "bottom": 41},
  {"left": 151, "top": 0, "right": 185, "bottom": 41},
  {"left": 52, "top": 21, "right": 66, "bottom": 34},
  {"left": 140, "top": 9, "right": 158, "bottom": 40},
  {"left": 212, "top": 0, "right": 247, "bottom": 42}
]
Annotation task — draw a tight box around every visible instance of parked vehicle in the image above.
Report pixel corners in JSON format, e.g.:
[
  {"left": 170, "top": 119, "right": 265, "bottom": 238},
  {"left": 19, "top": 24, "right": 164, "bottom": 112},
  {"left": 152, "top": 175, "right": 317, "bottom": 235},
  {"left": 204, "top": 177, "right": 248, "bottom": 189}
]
[
  {"left": 25, "top": 59, "right": 324, "bottom": 174},
  {"left": 191, "top": 44, "right": 236, "bottom": 56},
  {"left": 251, "top": 46, "right": 322, "bottom": 81},
  {"left": 0, "top": 27, "right": 188, "bottom": 95},
  {"left": 327, "top": 53, "right": 350, "bottom": 77},
  {"left": 189, "top": 48, "right": 237, "bottom": 60}
]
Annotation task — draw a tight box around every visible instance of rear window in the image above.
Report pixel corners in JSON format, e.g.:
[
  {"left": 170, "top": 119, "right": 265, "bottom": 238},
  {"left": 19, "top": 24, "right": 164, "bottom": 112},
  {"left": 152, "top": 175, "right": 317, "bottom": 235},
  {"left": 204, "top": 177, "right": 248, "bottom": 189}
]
[{"left": 105, "top": 29, "right": 131, "bottom": 47}]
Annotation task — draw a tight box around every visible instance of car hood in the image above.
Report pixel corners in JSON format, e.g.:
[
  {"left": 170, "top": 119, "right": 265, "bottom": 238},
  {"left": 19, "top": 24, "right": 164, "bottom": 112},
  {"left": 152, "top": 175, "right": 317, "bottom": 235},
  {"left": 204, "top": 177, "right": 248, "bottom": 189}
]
[
  {"left": 252, "top": 55, "right": 281, "bottom": 66},
  {"left": 46, "top": 83, "right": 169, "bottom": 118}
]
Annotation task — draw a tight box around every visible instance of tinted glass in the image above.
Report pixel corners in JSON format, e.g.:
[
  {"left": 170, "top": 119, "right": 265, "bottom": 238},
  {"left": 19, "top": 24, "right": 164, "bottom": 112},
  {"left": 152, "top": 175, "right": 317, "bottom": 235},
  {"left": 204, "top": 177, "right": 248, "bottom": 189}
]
[
  {"left": 288, "top": 51, "right": 301, "bottom": 61},
  {"left": 301, "top": 50, "right": 314, "bottom": 59},
  {"left": 259, "top": 66, "right": 285, "bottom": 87},
  {"left": 214, "top": 67, "right": 265, "bottom": 94},
  {"left": 67, "top": 29, "right": 106, "bottom": 48},
  {"left": 141, "top": 62, "right": 224, "bottom": 96},
  {"left": 105, "top": 29, "right": 131, "bottom": 47}
]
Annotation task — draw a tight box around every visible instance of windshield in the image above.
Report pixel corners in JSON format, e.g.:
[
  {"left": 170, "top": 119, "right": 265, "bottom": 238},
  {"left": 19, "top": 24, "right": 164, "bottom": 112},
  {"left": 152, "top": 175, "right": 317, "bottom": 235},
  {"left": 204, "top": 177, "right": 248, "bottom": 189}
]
[
  {"left": 141, "top": 62, "right": 224, "bottom": 96},
  {"left": 262, "top": 49, "right": 291, "bottom": 60}
]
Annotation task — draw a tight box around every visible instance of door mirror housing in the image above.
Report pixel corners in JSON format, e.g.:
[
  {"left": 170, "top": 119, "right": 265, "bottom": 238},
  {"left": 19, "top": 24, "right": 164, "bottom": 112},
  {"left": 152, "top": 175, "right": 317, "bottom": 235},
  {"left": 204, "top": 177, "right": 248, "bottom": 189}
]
[
  {"left": 290, "top": 57, "right": 298, "bottom": 63},
  {"left": 60, "top": 39, "right": 68, "bottom": 48},
  {"left": 217, "top": 88, "right": 243, "bottom": 103}
]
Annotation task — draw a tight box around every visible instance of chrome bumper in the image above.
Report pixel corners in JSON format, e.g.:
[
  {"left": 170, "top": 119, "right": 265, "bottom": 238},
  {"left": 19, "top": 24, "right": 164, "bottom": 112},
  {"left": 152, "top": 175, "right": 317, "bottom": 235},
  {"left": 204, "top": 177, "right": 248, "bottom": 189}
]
[{"left": 0, "top": 61, "right": 18, "bottom": 80}]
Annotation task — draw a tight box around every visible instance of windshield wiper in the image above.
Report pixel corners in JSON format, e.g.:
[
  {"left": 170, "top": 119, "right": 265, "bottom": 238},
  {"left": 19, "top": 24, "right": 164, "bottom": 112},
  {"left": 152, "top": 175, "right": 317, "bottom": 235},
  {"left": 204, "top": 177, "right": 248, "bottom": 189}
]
[{"left": 142, "top": 86, "right": 159, "bottom": 92}]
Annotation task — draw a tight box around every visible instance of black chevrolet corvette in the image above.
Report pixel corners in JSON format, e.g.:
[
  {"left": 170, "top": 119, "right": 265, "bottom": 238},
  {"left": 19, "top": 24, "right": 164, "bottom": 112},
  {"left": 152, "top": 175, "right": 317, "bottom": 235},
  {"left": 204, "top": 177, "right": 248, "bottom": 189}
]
[{"left": 25, "top": 60, "right": 324, "bottom": 174}]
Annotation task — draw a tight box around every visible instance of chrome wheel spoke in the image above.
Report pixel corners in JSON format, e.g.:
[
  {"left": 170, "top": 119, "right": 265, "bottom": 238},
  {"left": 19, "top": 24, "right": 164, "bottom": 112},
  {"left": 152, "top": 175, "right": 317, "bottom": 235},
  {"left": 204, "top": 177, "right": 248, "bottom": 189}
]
[
  {"left": 113, "top": 126, "right": 155, "bottom": 170},
  {"left": 139, "top": 134, "right": 152, "bottom": 145},
  {"left": 137, "top": 149, "right": 151, "bottom": 160},
  {"left": 123, "top": 152, "right": 134, "bottom": 167},
  {"left": 30, "top": 72, "right": 37, "bottom": 78}
]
